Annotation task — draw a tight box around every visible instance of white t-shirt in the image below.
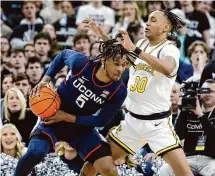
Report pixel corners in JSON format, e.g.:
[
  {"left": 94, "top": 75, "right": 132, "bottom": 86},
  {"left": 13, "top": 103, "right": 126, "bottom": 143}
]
[
  {"left": 126, "top": 39, "right": 180, "bottom": 115},
  {"left": 76, "top": 4, "right": 115, "bottom": 27}
]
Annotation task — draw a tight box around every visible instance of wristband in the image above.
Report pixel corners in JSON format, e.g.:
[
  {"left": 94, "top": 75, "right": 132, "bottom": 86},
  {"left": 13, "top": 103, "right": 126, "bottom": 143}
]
[{"left": 134, "top": 47, "right": 142, "bottom": 56}]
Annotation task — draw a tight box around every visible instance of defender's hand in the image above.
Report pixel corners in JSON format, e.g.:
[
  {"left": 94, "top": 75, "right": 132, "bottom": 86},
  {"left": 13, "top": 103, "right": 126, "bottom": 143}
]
[
  {"left": 82, "top": 19, "right": 105, "bottom": 38},
  {"left": 117, "top": 29, "right": 136, "bottom": 51}
]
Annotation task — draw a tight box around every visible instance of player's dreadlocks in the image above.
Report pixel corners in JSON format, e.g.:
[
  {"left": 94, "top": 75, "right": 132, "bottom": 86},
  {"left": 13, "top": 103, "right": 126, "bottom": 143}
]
[
  {"left": 94, "top": 34, "right": 138, "bottom": 67},
  {"left": 163, "top": 10, "right": 186, "bottom": 35}
]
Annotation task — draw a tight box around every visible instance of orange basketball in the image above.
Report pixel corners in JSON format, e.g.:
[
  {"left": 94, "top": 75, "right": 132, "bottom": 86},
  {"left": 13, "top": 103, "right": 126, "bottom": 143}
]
[{"left": 29, "top": 87, "right": 61, "bottom": 119}]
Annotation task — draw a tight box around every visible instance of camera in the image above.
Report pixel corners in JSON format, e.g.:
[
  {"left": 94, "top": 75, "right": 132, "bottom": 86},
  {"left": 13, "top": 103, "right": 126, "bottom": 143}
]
[{"left": 180, "top": 81, "right": 210, "bottom": 111}]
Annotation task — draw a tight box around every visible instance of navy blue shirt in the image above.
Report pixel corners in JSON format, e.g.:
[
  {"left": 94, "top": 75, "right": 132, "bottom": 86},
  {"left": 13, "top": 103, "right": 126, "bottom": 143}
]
[{"left": 45, "top": 49, "right": 127, "bottom": 140}]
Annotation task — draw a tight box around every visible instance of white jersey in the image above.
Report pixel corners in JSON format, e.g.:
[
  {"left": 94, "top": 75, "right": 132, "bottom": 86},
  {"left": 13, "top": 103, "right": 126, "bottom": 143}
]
[{"left": 126, "top": 39, "right": 180, "bottom": 115}]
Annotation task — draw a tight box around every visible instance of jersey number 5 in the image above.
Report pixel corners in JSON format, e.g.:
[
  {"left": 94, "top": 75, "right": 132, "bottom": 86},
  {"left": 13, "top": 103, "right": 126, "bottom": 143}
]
[
  {"left": 76, "top": 94, "right": 89, "bottom": 108},
  {"left": 130, "top": 76, "right": 148, "bottom": 93}
]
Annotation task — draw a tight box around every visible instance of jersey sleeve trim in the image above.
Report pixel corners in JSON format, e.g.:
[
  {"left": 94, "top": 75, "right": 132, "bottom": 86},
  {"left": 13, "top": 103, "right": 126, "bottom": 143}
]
[
  {"left": 108, "top": 82, "right": 123, "bottom": 100},
  {"left": 72, "top": 61, "right": 90, "bottom": 78}
]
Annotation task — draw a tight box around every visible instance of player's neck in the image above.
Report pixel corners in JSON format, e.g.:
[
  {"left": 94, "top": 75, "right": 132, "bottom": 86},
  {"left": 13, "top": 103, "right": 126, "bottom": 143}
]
[
  {"left": 96, "top": 67, "right": 112, "bottom": 83},
  {"left": 148, "top": 36, "right": 167, "bottom": 47}
]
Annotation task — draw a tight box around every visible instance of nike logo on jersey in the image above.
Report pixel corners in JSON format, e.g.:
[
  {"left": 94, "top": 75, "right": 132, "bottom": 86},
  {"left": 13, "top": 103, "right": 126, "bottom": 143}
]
[{"left": 155, "top": 122, "right": 162, "bottom": 126}]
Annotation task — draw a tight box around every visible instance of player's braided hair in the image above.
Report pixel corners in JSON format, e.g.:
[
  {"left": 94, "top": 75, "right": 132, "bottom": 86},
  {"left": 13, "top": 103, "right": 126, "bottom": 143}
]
[
  {"left": 163, "top": 10, "right": 186, "bottom": 35},
  {"left": 94, "top": 34, "right": 138, "bottom": 67}
]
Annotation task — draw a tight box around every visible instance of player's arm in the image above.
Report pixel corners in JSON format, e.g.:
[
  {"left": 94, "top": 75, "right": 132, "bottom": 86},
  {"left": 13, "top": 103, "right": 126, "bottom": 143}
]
[
  {"left": 117, "top": 29, "right": 179, "bottom": 76},
  {"left": 43, "top": 86, "right": 127, "bottom": 126}
]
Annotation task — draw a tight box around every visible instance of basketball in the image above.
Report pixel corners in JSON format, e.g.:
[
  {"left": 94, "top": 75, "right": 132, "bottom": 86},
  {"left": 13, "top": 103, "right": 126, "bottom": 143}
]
[{"left": 29, "top": 87, "right": 61, "bottom": 119}]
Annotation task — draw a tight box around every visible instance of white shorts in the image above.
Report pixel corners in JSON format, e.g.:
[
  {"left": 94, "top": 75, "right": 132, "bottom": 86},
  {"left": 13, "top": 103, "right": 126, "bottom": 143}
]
[{"left": 109, "top": 112, "right": 181, "bottom": 156}]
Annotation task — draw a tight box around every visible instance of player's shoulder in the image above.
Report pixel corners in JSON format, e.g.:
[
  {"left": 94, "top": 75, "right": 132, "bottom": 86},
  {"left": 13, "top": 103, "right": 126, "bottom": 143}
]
[
  {"left": 136, "top": 38, "right": 148, "bottom": 48},
  {"left": 115, "top": 81, "right": 127, "bottom": 98}
]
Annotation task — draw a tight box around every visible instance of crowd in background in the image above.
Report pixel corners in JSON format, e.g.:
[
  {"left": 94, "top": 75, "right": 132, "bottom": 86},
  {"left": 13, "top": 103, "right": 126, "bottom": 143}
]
[{"left": 1, "top": 0, "right": 215, "bottom": 175}]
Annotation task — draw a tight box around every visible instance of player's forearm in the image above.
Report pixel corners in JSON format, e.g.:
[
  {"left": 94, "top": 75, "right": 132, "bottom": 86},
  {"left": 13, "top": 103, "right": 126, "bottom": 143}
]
[{"left": 138, "top": 51, "right": 175, "bottom": 75}]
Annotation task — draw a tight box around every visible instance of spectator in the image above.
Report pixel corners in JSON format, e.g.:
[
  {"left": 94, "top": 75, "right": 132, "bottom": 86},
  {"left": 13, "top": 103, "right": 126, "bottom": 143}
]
[
  {"left": 9, "top": 49, "right": 27, "bottom": 76},
  {"left": 200, "top": 60, "right": 215, "bottom": 86},
  {"left": 143, "top": 1, "right": 165, "bottom": 22},
  {"left": 26, "top": 56, "right": 44, "bottom": 89},
  {"left": 112, "top": 1, "right": 145, "bottom": 38},
  {"left": 76, "top": 1, "right": 115, "bottom": 34},
  {"left": 159, "top": 79, "right": 215, "bottom": 176},
  {"left": 13, "top": 73, "right": 31, "bottom": 105},
  {"left": 42, "top": 24, "right": 63, "bottom": 58},
  {"left": 53, "top": 1, "right": 77, "bottom": 42},
  {"left": 24, "top": 43, "right": 36, "bottom": 59},
  {"left": 127, "top": 22, "right": 145, "bottom": 44},
  {"left": 170, "top": 82, "right": 181, "bottom": 125},
  {"left": 10, "top": 1, "right": 44, "bottom": 49},
  {"left": 0, "top": 8, "right": 13, "bottom": 39},
  {"left": 73, "top": 31, "right": 90, "bottom": 56},
  {"left": 110, "top": 0, "right": 124, "bottom": 22},
  {"left": 1, "top": 74, "right": 13, "bottom": 98},
  {"left": 90, "top": 41, "right": 100, "bottom": 58},
  {"left": 2, "top": 87, "right": 38, "bottom": 145},
  {"left": 188, "top": 40, "right": 210, "bottom": 78},
  {"left": 179, "top": 0, "right": 211, "bottom": 55},
  {"left": 40, "top": 0, "right": 63, "bottom": 24},
  {"left": 1, "top": 36, "right": 10, "bottom": 63},
  {"left": 196, "top": 1, "right": 215, "bottom": 49},
  {"left": 33, "top": 32, "right": 51, "bottom": 71},
  {"left": 0, "top": 123, "right": 25, "bottom": 159}
]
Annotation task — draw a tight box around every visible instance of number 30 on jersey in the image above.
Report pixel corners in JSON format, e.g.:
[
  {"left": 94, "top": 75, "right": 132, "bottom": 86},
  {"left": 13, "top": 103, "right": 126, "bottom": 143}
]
[{"left": 130, "top": 76, "right": 148, "bottom": 93}]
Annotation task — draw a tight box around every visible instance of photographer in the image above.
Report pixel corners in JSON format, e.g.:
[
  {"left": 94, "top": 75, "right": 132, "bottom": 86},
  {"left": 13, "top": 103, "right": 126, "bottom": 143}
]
[{"left": 159, "top": 79, "right": 215, "bottom": 176}]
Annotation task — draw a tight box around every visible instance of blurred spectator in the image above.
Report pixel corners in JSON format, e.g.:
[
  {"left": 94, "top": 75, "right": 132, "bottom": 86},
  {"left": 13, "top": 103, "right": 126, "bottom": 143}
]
[
  {"left": 13, "top": 73, "right": 31, "bottom": 105},
  {"left": 55, "top": 141, "right": 84, "bottom": 173},
  {"left": 90, "top": 42, "right": 100, "bottom": 58},
  {"left": 42, "top": 24, "right": 63, "bottom": 58},
  {"left": 167, "top": 35, "right": 194, "bottom": 84},
  {"left": 112, "top": 1, "right": 145, "bottom": 38},
  {"left": 54, "top": 75, "right": 66, "bottom": 89},
  {"left": 1, "top": 74, "right": 13, "bottom": 99},
  {"left": 2, "top": 87, "right": 38, "bottom": 145},
  {"left": 0, "top": 123, "right": 25, "bottom": 159},
  {"left": 160, "top": 79, "right": 215, "bottom": 176},
  {"left": 10, "top": 1, "right": 44, "bottom": 49},
  {"left": 73, "top": 31, "right": 90, "bottom": 56},
  {"left": 127, "top": 22, "right": 145, "bottom": 44},
  {"left": 26, "top": 56, "right": 44, "bottom": 89},
  {"left": 87, "top": 29, "right": 100, "bottom": 44},
  {"left": 143, "top": 1, "right": 165, "bottom": 22},
  {"left": 179, "top": 0, "right": 211, "bottom": 55},
  {"left": 24, "top": 43, "right": 36, "bottom": 59},
  {"left": 9, "top": 49, "right": 27, "bottom": 76},
  {"left": 1, "top": 62, "right": 14, "bottom": 80},
  {"left": 188, "top": 40, "right": 210, "bottom": 78},
  {"left": 1, "top": 36, "right": 11, "bottom": 63},
  {"left": 196, "top": 1, "right": 215, "bottom": 49},
  {"left": 53, "top": 1, "right": 77, "bottom": 42},
  {"left": 110, "top": 0, "right": 124, "bottom": 22},
  {"left": 164, "top": 0, "right": 176, "bottom": 10},
  {"left": 40, "top": 0, "right": 63, "bottom": 24},
  {"left": 33, "top": 32, "right": 51, "bottom": 71},
  {"left": 0, "top": 8, "right": 13, "bottom": 39},
  {"left": 76, "top": 1, "right": 115, "bottom": 34},
  {"left": 170, "top": 82, "right": 181, "bottom": 125},
  {"left": 170, "top": 8, "right": 190, "bottom": 63},
  {"left": 200, "top": 60, "right": 215, "bottom": 86}
]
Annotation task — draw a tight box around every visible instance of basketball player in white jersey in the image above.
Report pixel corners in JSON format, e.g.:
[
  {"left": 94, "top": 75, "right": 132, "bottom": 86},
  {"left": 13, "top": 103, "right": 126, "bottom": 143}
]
[{"left": 81, "top": 10, "right": 193, "bottom": 176}]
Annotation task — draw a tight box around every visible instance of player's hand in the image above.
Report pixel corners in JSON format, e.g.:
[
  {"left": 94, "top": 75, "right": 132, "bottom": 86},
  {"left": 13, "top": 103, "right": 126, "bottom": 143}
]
[
  {"left": 191, "top": 97, "right": 204, "bottom": 118},
  {"left": 30, "top": 82, "right": 51, "bottom": 97},
  {"left": 42, "top": 110, "right": 66, "bottom": 125},
  {"left": 117, "top": 29, "right": 136, "bottom": 51},
  {"left": 143, "top": 153, "right": 157, "bottom": 162},
  {"left": 82, "top": 19, "right": 109, "bottom": 40}
]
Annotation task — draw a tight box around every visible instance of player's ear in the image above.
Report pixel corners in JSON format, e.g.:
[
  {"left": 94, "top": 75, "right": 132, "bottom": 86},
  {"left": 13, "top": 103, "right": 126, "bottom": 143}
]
[{"left": 163, "top": 24, "right": 171, "bottom": 33}]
